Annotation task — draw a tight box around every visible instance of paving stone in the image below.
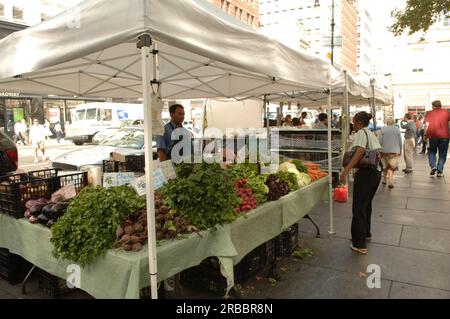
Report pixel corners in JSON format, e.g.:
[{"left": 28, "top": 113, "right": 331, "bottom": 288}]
[
  {"left": 407, "top": 197, "right": 450, "bottom": 214},
  {"left": 400, "top": 226, "right": 450, "bottom": 254},
  {"left": 390, "top": 282, "right": 450, "bottom": 299},
  {"left": 299, "top": 215, "right": 402, "bottom": 246},
  {"left": 297, "top": 236, "right": 450, "bottom": 291},
  {"left": 242, "top": 263, "right": 390, "bottom": 299}
]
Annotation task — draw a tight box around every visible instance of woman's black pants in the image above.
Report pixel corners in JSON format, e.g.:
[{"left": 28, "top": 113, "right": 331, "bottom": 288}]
[{"left": 352, "top": 168, "right": 382, "bottom": 249}]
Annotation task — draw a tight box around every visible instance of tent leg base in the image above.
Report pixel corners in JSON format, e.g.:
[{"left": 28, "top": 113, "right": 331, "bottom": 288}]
[
  {"left": 21, "top": 265, "right": 36, "bottom": 295},
  {"left": 303, "top": 214, "right": 321, "bottom": 237}
]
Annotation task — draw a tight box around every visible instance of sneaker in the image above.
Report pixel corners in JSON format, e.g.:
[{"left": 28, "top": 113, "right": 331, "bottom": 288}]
[
  {"left": 404, "top": 169, "right": 413, "bottom": 174},
  {"left": 437, "top": 172, "right": 444, "bottom": 178},
  {"left": 42, "top": 155, "right": 47, "bottom": 161},
  {"left": 430, "top": 168, "right": 437, "bottom": 176},
  {"left": 33, "top": 159, "right": 39, "bottom": 163}
]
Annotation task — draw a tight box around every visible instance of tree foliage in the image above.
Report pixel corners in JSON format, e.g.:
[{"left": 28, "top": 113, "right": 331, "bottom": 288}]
[{"left": 390, "top": 0, "right": 450, "bottom": 36}]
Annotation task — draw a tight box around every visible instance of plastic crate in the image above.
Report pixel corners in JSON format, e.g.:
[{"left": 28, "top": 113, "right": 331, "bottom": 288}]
[
  {"left": 102, "top": 160, "right": 126, "bottom": 173},
  {"left": 36, "top": 268, "right": 74, "bottom": 298},
  {"left": 0, "top": 248, "right": 33, "bottom": 285},
  {"left": 102, "top": 155, "right": 145, "bottom": 173},
  {"left": 125, "top": 155, "right": 145, "bottom": 173},
  {"left": 52, "top": 171, "right": 88, "bottom": 195},
  {"left": 275, "top": 223, "right": 299, "bottom": 257},
  {"left": 0, "top": 173, "right": 53, "bottom": 218},
  {"left": 180, "top": 239, "right": 276, "bottom": 292}
]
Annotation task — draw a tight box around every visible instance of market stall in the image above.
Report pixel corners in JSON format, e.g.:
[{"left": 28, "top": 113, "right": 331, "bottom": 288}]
[{"left": 0, "top": 0, "right": 335, "bottom": 299}]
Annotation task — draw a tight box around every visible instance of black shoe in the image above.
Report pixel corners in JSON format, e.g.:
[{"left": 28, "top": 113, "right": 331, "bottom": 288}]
[
  {"left": 437, "top": 172, "right": 444, "bottom": 178},
  {"left": 404, "top": 170, "right": 413, "bottom": 174},
  {"left": 430, "top": 168, "right": 437, "bottom": 176},
  {"left": 419, "top": 151, "right": 425, "bottom": 154}
]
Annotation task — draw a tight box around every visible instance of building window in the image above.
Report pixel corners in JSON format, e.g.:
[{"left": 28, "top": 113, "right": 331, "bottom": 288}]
[
  {"left": 444, "top": 15, "right": 450, "bottom": 27},
  {"left": 0, "top": 2, "right": 4, "bottom": 17},
  {"left": 13, "top": 6, "right": 24, "bottom": 21},
  {"left": 412, "top": 68, "right": 424, "bottom": 73},
  {"left": 314, "top": 0, "right": 320, "bottom": 7}
]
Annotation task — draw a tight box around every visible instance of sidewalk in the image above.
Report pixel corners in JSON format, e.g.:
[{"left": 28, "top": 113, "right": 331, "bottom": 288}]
[
  {"left": 1, "top": 152, "right": 449, "bottom": 299},
  {"left": 238, "top": 152, "right": 450, "bottom": 299}
]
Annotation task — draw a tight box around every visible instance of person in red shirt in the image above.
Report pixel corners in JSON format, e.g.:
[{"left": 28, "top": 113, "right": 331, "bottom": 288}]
[{"left": 424, "top": 100, "right": 450, "bottom": 177}]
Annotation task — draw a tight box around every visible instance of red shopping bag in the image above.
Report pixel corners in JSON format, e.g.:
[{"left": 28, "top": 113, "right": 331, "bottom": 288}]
[{"left": 333, "top": 185, "right": 348, "bottom": 203}]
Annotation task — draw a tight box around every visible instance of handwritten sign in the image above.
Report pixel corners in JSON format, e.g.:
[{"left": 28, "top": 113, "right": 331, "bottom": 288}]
[
  {"left": 103, "top": 172, "right": 135, "bottom": 188},
  {"left": 153, "top": 160, "right": 177, "bottom": 180},
  {"left": 130, "top": 169, "right": 167, "bottom": 196}
]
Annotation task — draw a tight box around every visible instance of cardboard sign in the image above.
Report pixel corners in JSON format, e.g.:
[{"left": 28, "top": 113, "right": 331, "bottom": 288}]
[
  {"left": 158, "top": 160, "right": 177, "bottom": 180},
  {"left": 103, "top": 172, "right": 135, "bottom": 188},
  {"left": 130, "top": 169, "right": 167, "bottom": 195}
]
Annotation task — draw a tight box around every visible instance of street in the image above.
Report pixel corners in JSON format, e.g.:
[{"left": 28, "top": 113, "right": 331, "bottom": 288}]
[{"left": 17, "top": 139, "right": 92, "bottom": 172}]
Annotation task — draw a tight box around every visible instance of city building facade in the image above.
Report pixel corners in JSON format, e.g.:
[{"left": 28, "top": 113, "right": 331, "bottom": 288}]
[
  {"left": 259, "top": 0, "right": 358, "bottom": 75},
  {"left": 390, "top": 16, "right": 450, "bottom": 116},
  {"left": 0, "top": 0, "right": 104, "bottom": 135},
  {"left": 209, "top": 0, "right": 259, "bottom": 28}
]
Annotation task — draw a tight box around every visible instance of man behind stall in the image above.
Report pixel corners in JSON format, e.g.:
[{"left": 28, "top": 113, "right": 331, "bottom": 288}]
[{"left": 156, "top": 104, "right": 192, "bottom": 162}]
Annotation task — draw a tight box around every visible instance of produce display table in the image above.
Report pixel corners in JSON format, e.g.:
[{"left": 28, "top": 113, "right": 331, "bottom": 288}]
[{"left": 0, "top": 178, "right": 328, "bottom": 299}]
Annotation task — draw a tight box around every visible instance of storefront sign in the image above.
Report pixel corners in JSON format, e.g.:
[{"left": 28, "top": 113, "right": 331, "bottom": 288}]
[
  {"left": 0, "top": 92, "right": 20, "bottom": 97},
  {"left": 103, "top": 172, "right": 135, "bottom": 188},
  {"left": 49, "top": 108, "right": 61, "bottom": 123}
]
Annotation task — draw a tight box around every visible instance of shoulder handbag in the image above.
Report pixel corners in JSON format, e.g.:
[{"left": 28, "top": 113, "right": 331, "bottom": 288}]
[{"left": 343, "top": 129, "right": 380, "bottom": 170}]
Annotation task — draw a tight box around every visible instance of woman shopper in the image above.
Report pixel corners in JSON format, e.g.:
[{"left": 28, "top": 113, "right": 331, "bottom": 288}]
[
  {"left": 340, "top": 112, "right": 382, "bottom": 255},
  {"left": 400, "top": 113, "right": 416, "bottom": 173},
  {"left": 379, "top": 117, "right": 402, "bottom": 189}
]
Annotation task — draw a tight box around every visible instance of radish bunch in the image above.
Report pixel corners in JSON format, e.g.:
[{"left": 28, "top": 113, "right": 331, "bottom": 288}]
[{"left": 235, "top": 179, "right": 257, "bottom": 213}]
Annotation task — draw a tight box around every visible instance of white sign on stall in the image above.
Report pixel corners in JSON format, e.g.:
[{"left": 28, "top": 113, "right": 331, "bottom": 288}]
[
  {"left": 103, "top": 172, "right": 135, "bottom": 188},
  {"left": 130, "top": 169, "right": 167, "bottom": 196},
  {"left": 153, "top": 160, "right": 177, "bottom": 180}
]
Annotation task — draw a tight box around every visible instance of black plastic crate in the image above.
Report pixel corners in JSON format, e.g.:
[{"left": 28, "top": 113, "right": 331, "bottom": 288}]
[
  {"left": 275, "top": 223, "right": 299, "bottom": 257},
  {"left": 36, "top": 268, "right": 74, "bottom": 298},
  {"left": 102, "top": 160, "right": 126, "bottom": 173},
  {"left": 0, "top": 248, "right": 33, "bottom": 285},
  {"left": 125, "top": 155, "right": 145, "bottom": 173},
  {"left": 239, "top": 239, "right": 276, "bottom": 281},
  {"left": 140, "top": 282, "right": 167, "bottom": 299},
  {"left": 180, "top": 240, "right": 276, "bottom": 293},
  {"left": 52, "top": 171, "right": 88, "bottom": 195},
  {"left": 0, "top": 173, "right": 53, "bottom": 218}
]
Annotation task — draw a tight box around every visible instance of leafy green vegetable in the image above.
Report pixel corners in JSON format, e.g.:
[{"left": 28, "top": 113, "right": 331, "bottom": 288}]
[
  {"left": 225, "top": 164, "right": 268, "bottom": 205},
  {"left": 162, "top": 163, "right": 241, "bottom": 230},
  {"left": 291, "top": 159, "right": 308, "bottom": 173},
  {"left": 51, "top": 186, "right": 145, "bottom": 266},
  {"left": 274, "top": 171, "right": 299, "bottom": 192}
]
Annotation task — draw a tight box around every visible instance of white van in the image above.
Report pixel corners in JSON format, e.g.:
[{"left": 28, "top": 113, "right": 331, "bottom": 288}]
[{"left": 67, "top": 103, "right": 143, "bottom": 145}]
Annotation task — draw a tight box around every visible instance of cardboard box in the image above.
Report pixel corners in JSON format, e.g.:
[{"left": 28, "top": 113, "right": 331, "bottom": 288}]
[{"left": 111, "top": 152, "right": 127, "bottom": 163}]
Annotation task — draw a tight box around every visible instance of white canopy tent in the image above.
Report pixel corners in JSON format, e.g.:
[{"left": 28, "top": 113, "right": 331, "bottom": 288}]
[{"left": 0, "top": 0, "right": 336, "bottom": 299}]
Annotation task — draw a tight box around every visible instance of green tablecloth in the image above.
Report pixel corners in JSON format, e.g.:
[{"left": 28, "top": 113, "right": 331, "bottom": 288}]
[{"left": 0, "top": 178, "right": 328, "bottom": 299}]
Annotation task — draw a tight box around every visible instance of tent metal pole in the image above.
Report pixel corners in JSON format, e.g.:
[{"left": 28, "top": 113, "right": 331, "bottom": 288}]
[
  {"left": 264, "top": 95, "right": 270, "bottom": 149},
  {"left": 343, "top": 71, "right": 349, "bottom": 184},
  {"left": 138, "top": 34, "right": 158, "bottom": 300},
  {"left": 327, "top": 89, "right": 335, "bottom": 235}
]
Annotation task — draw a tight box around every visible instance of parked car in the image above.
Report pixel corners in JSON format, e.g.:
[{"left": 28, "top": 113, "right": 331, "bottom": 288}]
[
  {"left": 91, "top": 119, "right": 144, "bottom": 144},
  {"left": 0, "top": 129, "right": 18, "bottom": 175},
  {"left": 51, "top": 126, "right": 157, "bottom": 171}
]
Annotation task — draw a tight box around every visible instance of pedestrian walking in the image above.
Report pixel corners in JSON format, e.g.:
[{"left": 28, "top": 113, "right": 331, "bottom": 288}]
[
  {"left": 44, "top": 119, "right": 53, "bottom": 140},
  {"left": 54, "top": 122, "right": 64, "bottom": 143},
  {"left": 340, "top": 112, "right": 382, "bottom": 255},
  {"left": 400, "top": 113, "right": 416, "bottom": 173},
  {"left": 424, "top": 100, "right": 450, "bottom": 177},
  {"left": 379, "top": 117, "right": 402, "bottom": 189},
  {"left": 29, "top": 119, "right": 47, "bottom": 163}
]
